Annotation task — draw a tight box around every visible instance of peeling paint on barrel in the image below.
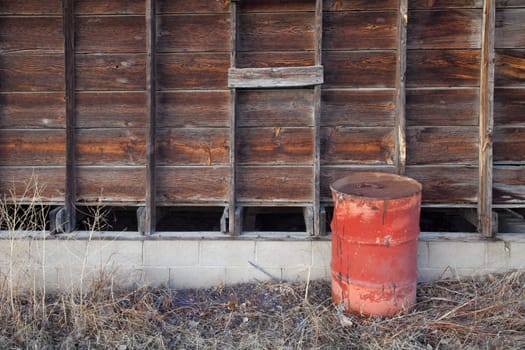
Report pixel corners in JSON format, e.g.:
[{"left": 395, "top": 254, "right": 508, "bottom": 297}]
[{"left": 330, "top": 172, "right": 422, "bottom": 317}]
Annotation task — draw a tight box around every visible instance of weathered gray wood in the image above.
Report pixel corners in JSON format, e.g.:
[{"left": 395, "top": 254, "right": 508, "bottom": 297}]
[
  {"left": 395, "top": 0, "right": 408, "bottom": 175},
  {"left": 64, "top": 0, "right": 76, "bottom": 233},
  {"left": 145, "top": 0, "right": 157, "bottom": 235},
  {"left": 228, "top": 66, "right": 324, "bottom": 88},
  {"left": 313, "top": 0, "right": 322, "bottom": 236},
  {"left": 229, "top": 1, "right": 239, "bottom": 235},
  {"left": 479, "top": 0, "right": 495, "bottom": 237}
]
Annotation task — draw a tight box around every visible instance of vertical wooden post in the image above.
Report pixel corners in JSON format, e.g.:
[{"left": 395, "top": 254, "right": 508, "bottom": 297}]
[
  {"left": 144, "top": 0, "right": 157, "bottom": 235},
  {"left": 479, "top": 0, "right": 496, "bottom": 237},
  {"left": 63, "top": 0, "right": 76, "bottom": 232},
  {"left": 313, "top": 0, "right": 323, "bottom": 235},
  {"left": 394, "top": 0, "right": 408, "bottom": 175},
  {"left": 229, "top": 0, "right": 240, "bottom": 235}
]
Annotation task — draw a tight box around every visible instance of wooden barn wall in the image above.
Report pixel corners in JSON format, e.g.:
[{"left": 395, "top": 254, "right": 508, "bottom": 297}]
[{"left": 0, "top": 0, "right": 524, "bottom": 230}]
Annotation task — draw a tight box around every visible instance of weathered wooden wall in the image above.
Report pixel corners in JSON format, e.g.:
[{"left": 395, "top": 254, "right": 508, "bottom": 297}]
[{"left": 0, "top": 0, "right": 524, "bottom": 234}]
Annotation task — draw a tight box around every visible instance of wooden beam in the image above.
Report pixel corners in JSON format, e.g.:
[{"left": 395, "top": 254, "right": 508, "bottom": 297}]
[
  {"left": 145, "top": 0, "right": 157, "bottom": 235},
  {"left": 229, "top": 0, "right": 239, "bottom": 235},
  {"left": 394, "top": 0, "right": 408, "bottom": 175},
  {"left": 313, "top": 0, "right": 323, "bottom": 236},
  {"left": 228, "top": 66, "right": 324, "bottom": 88},
  {"left": 479, "top": 0, "right": 495, "bottom": 237},
  {"left": 63, "top": 0, "right": 76, "bottom": 232}
]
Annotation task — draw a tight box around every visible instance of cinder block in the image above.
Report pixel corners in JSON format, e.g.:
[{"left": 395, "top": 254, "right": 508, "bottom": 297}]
[
  {"left": 0, "top": 239, "right": 31, "bottom": 265},
  {"left": 309, "top": 266, "right": 331, "bottom": 281},
  {"left": 312, "top": 240, "right": 331, "bottom": 268},
  {"left": 428, "top": 241, "right": 486, "bottom": 269},
  {"left": 169, "top": 267, "right": 225, "bottom": 289},
  {"left": 200, "top": 241, "right": 255, "bottom": 267},
  {"left": 418, "top": 267, "right": 478, "bottom": 283},
  {"left": 417, "top": 240, "right": 429, "bottom": 268},
  {"left": 144, "top": 240, "right": 198, "bottom": 267},
  {"left": 225, "top": 266, "right": 282, "bottom": 285},
  {"left": 486, "top": 241, "right": 510, "bottom": 270},
  {"left": 256, "top": 241, "right": 312, "bottom": 267},
  {"left": 282, "top": 266, "right": 311, "bottom": 282},
  {"left": 141, "top": 267, "right": 170, "bottom": 287},
  {"left": 83, "top": 240, "right": 142, "bottom": 268},
  {"left": 29, "top": 239, "right": 88, "bottom": 267},
  {"left": 508, "top": 242, "right": 525, "bottom": 269}
]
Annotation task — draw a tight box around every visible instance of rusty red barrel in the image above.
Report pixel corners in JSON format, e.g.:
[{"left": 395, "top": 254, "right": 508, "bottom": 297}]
[{"left": 330, "top": 172, "right": 422, "bottom": 317}]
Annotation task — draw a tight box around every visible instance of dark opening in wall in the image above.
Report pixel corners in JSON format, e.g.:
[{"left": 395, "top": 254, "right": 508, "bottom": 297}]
[
  {"left": 156, "top": 207, "right": 224, "bottom": 232},
  {"left": 419, "top": 208, "right": 477, "bottom": 233},
  {"left": 76, "top": 206, "right": 138, "bottom": 232},
  {"left": 0, "top": 204, "right": 51, "bottom": 231},
  {"left": 243, "top": 207, "right": 306, "bottom": 232}
]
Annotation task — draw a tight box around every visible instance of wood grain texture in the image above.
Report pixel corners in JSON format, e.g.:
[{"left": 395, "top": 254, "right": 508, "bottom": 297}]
[
  {"left": 228, "top": 66, "right": 323, "bottom": 88},
  {"left": 0, "top": 54, "right": 64, "bottom": 92},
  {"left": 76, "top": 92, "right": 146, "bottom": 128},
  {"left": 158, "top": 91, "right": 230, "bottom": 128},
  {"left": 0, "top": 0, "right": 61, "bottom": 14},
  {"left": 321, "top": 127, "right": 395, "bottom": 165},
  {"left": 238, "top": 89, "right": 313, "bottom": 127},
  {"left": 406, "top": 89, "right": 479, "bottom": 126},
  {"left": 157, "top": 54, "right": 229, "bottom": 90},
  {"left": 158, "top": 15, "right": 230, "bottom": 53},
  {"left": 157, "top": 128, "right": 230, "bottom": 166},
  {"left": 158, "top": 0, "right": 230, "bottom": 14},
  {"left": 237, "top": 52, "right": 315, "bottom": 68},
  {"left": 75, "top": 16, "right": 146, "bottom": 53},
  {"left": 405, "top": 166, "right": 479, "bottom": 204},
  {"left": 493, "top": 127, "right": 525, "bottom": 162},
  {"left": 0, "top": 166, "right": 65, "bottom": 203},
  {"left": 496, "top": 0, "right": 525, "bottom": 7},
  {"left": 76, "top": 166, "right": 145, "bottom": 203},
  {"left": 0, "top": 130, "right": 65, "bottom": 165},
  {"left": 323, "top": 51, "right": 397, "bottom": 88},
  {"left": 495, "top": 49, "right": 525, "bottom": 86},
  {"left": 406, "top": 50, "right": 480, "bottom": 87},
  {"left": 324, "top": 11, "right": 398, "bottom": 50},
  {"left": 76, "top": 128, "right": 146, "bottom": 165},
  {"left": 237, "top": 127, "right": 314, "bottom": 165},
  {"left": 494, "top": 88, "right": 525, "bottom": 126},
  {"left": 157, "top": 166, "right": 229, "bottom": 204},
  {"left": 237, "top": 166, "right": 313, "bottom": 203},
  {"left": 74, "top": 0, "right": 145, "bottom": 14},
  {"left": 75, "top": 54, "right": 145, "bottom": 91},
  {"left": 408, "top": 10, "right": 482, "bottom": 49},
  {"left": 0, "top": 18, "right": 63, "bottom": 52},
  {"left": 493, "top": 166, "right": 525, "bottom": 203},
  {"left": 409, "top": 0, "right": 483, "bottom": 8},
  {"left": 324, "top": 0, "right": 398, "bottom": 11},
  {"left": 496, "top": 9, "right": 525, "bottom": 48},
  {"left": 241, "top": 0, "right": 315, "bottom": 12},
  {"left": 239, "top": 13, "right": 315, "bottom": 52},
  {"left": 406, "top": 127, "right": 478, "bottom": 165},
  {"left": 0, "top": 93, "right": 65, "bottom": 128}
]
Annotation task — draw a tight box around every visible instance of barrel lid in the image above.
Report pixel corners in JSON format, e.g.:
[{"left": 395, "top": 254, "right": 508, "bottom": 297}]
[{"left": 330, "top": 172, "right": 422, "bottom": 200}]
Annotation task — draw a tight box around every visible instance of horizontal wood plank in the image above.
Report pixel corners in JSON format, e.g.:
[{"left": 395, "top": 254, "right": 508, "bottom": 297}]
[
  {"left": 493, "top": 166, "right": 525, "bottom": 204},
  {"left": 496, "top": 9, "right": 525, "bottom": 48},
  {"left": 76, "top": 128, "right": 146, "bottom": 165},
  {"left": 237, "top": 127, "right": 313, "bottom": 165},
  {"left": 321, "top": 90, "right": 395, "bottom": 127},
  {"left": 76, "top": 92, "right": 146, "bottom": 128},
  {"left": 158, "top": 1, "right": 230, "bottom": 14},
  {"left": 0, "top": 18, "right": 63, "bottom": 52},
  {"left": 0, "top": 130, "right": 65, "bottom": 166},
  {"left": 408, "top": 10, "right": 482, "bottom": 49},
  {"left": 494, "top": 127, "right": 525, "bottom": 163},
  {"left": 77, "top": 166, "right": 145, "bottom": 203},
  {"left": 157, "top": 128, "right": 230, "bottom": 166},
  {"left": 228, "top": 66, "right": 323, "bottom": 88},
  {"left": 0, "top": 93, "right": 65, "bottom": 128},
  {"left": 75, "top": 0, "right": 145, "bottom": 15},
  {"left": 75, "top": 54, "right": 146, "bottom": 91},
  {"left": 237, "top": 52, "right": 315, "bottom": 68},
  {"left": 323, "top": 51, "right": 397, "bottom": 88},
  {"left": 75, "top": 16, "right": 145, "bottom": 53},
  {"left": 238, "top": 89, "right": 313, "bottom": 127},
  {"left": 406, "top": 89, "right": 479, "bottom": 126},
  {"left": 158, "top": 91, "right": 230, "bottom": 128},
  {"left": 406, "top": 127, "right": 478, "bottom": 165},
  {"left": 494, "top": 88, "right": 525, "bottom": 126},
  {"left": 157, "top": 166, "right": 229, "bottom": 204},
  {"left": 324, "top": 0, "right": 398, "bottom": 11},
  {"left": 237, "top": 166, "right": 313, "bottom": 203},
  {"left": 496, "top": 0, "right": 525, "bottom": 7},
  {"left": 157, "top": 54, "right": 229, "bottom": 90},
  {"left": 157, "top": 15, "right": 230, "bottom": 53},
  {"left": 324, "top": 11, "right": 398, "bottom": 50},
  {"left": 0, "top": 0, "right": 61, "bottom": 15},
  {"left": 0, "top": 54, "right": 64, "bottom": 92},
  {"left": 495, "top": 49, "right": 525, "bottom": 87},
  {"left": 405, "top": 166, "right": 478, "bottom": 204},
  {"left": 408, "top": 0, "right": 483, "bottom": 9},
  {"left": 321, "top": 127, "right": 395, "bottom": 165},
  {"left": 0, "top": 166, "right": 64, "bottom": 203},
  {"left": 241, "top": 0, "right": 315, "bottom": 12},
  {"left": 406, "top": 49, "right": 480, "bottom": 87},
  {"left": 239, "top": 13, "right": 315, "bottom": 52}
]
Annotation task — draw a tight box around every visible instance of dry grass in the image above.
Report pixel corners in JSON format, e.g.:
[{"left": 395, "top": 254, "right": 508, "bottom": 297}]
[{"left": 0, "top": 270, "right": 523, "bottom": 349}]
